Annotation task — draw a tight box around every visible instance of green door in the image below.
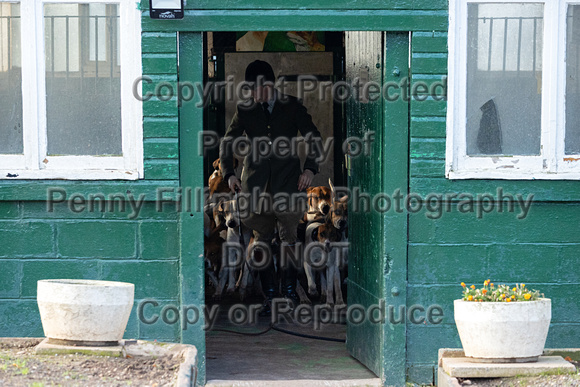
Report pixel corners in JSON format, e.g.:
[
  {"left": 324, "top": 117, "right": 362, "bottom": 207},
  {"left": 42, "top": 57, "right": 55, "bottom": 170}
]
[{"left": 345, "top": 31, "right": 409, "bottom": 387}]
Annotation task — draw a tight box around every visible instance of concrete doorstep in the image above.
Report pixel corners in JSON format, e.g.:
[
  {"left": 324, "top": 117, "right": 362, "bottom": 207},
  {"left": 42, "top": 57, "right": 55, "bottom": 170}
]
[
  {"left": 205, "top": 379, "right": 382, "bottom": 387},
  {"left": 437, "top": 348, "right": 577, "bottom": 387}
]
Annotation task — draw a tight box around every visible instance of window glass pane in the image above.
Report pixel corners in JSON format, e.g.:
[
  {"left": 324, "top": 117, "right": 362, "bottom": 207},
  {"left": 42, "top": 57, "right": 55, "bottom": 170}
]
[
  {"left": 566, "top": 5, "right": 580, "bottom": 155},
  {"left": 0, "top": 2, "right": 22, "bottom": 154},
  {"left": 44, "top": 3, "right": 121, "bottom": 156},
  {"left": 466, "top": 3, "right": 543, "bottom": 156}
]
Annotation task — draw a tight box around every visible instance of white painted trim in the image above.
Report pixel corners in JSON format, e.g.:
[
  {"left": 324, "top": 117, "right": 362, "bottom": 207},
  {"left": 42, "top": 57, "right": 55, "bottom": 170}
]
[
  {"left": 0, "top": 155, "right": 26, "bottom": 170},
  {"left": 119, "top": 0, "right": 143, "bottom": 177},
  {"left": 447, "top": 0, "right": 580, "bottom": 180},
  {"left": 36, "top": 0, "right": 48, "bottom": 170},
  {"left": 23, "top": 0, "right": 41, "bottom": 170},
  {"left": 0, "top": 0, "right": 143, "bottom": 180},
  {"left": 43, "top": 156, "right": 125, "bottom": 169},
  {"left": 446, "top": 0, "right": 459, "bottom": 178},
  {"left": 449, "top": 170, "right": 580, "bottom": 180},
  {"left": 0, "top": 169, "right": 140, "bottom": 179}
]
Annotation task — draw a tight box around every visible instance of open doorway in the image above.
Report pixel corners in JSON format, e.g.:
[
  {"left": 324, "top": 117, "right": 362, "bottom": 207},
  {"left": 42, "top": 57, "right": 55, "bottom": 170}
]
[{"left": 199, "top": 31, "right": 409, "bottom": 385}]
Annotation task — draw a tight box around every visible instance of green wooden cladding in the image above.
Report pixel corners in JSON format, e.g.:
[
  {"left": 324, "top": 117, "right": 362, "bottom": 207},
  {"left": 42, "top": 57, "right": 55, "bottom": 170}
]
[
  {"left": 142, "top": 0, "right": 449, "bottom": 10},
  {"left": 142, "top": 10, "right": 448, "bottom": 32},
  {"left": 141, "top": 30, "right": 179, "bottom": 180}
]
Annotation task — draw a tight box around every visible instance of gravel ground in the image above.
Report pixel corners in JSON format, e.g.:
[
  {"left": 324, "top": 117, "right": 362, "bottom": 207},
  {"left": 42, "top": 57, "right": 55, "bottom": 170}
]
[
  {"left": 0, "top": 338, "right": 180, "bottom": 387},
  {"left": 454, "top": 359, "right": 580, "bottom": 387}
]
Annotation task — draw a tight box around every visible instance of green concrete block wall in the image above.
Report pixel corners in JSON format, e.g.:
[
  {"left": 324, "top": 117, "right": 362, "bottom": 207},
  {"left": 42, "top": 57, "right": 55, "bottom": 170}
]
[{"left": 0, "top": 201, "right": 180, "bottom": 342}]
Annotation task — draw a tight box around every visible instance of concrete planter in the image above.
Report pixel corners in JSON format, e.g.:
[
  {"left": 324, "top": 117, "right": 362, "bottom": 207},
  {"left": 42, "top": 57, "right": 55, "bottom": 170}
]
[
  {"left": 37, "top": 279, "right": 134, "bottom": 345},
  {"left": 454, "top": 298, "right": 551, "bottom": 362}
]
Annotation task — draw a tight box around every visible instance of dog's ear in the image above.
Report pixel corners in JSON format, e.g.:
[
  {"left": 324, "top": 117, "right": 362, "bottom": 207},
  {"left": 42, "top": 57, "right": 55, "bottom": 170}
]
[
  {"left": 217, "top": 200, "right": 226, "bottom": 214},
  {"left": 339, "top": 195, "right": 348, "bottom": 204},
  {"left": 212, "top": 158, "right": 221, "bottom": 170},
  {"left": 328, "top": 178, "right": 337, "bottom": 204},
  {"left": 311, "top": 226, "right": 319, "bottom": 242}
]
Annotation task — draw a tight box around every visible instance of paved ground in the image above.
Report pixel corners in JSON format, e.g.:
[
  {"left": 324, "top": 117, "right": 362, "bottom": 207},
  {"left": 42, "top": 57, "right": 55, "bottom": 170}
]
[{"left": 205, "top": 296, "right": 380, "bottom": 386}]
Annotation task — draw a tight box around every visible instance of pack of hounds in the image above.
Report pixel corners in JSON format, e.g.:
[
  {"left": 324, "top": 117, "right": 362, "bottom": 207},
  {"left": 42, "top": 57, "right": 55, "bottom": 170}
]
[{"left": 204, "top": 158, "right": 349, "bottom": 307}]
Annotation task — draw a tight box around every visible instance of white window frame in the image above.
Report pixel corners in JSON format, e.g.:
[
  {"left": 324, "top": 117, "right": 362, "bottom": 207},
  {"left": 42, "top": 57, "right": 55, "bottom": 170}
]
[
  {"left": 447, "top": 0, "right": 580, "bottom": 179},
  {"left": 0, "top": 0, "right": 142, "bottom": 180}
]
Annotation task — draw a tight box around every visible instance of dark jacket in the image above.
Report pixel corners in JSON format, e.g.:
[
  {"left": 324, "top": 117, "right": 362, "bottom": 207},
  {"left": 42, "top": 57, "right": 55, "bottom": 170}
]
[{"left": 220, "top": 94, "right": 321, "bottom": 197}]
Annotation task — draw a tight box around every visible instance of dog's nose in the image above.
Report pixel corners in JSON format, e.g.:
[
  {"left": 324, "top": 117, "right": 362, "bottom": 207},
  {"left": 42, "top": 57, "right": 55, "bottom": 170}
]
[
  {"left": 321, "top": 204, "right": 330, "bottom": 214},
  {"left": 226, "top": 219, "right": 237, "bottom": 228}
]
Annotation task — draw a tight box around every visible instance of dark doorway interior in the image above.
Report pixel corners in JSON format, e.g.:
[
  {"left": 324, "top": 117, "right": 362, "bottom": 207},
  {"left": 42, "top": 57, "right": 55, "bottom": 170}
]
[{"left": 201, "top": 31, "right": 379, "bottom": 384}]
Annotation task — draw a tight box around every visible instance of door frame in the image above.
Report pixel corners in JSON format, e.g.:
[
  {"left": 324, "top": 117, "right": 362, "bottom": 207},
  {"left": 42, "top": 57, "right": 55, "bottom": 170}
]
[
  {"left": 380, "top": 31, "right": 410, "bottom": 385},
  {"left": 177, "top": 29, "right": 411, "bottom": 387},
  {"left": 344, "top": 31, "right": 410, "bottom": 386}
]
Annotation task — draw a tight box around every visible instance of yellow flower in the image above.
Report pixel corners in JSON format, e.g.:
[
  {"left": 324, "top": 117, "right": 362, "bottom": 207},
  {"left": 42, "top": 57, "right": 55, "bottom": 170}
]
[
  {"left": 506, "top": 298, "right": 512, "bottom": 302},
  {"left": 512, "top": 287, "right": 517, "bottom": 292},
  {"left": 470, "top": 285, "right": 475, "bottom": 289},
  {"left": 482, "top": 289, "right": 488, "bottom": 294},
  {"left": 501, "top": 294, "right": 506, "bottom": 299},
  {"left": 511, "top": 295, "right": 516, "bottom": 299},
  {"left": 521, "top": 284, "right": 525, "bottom": 287},
  {"left": 524, "top": 294, "right": 531, "bottom": 300},
  {"left": 461, "top": 282, "right": 466, "bottom": 288},
  {"left": 490, "top": 283, "right": 494, "bottom": 287},
  {"left": 467, "top": 295, "right": 473, "bottom": 301}
]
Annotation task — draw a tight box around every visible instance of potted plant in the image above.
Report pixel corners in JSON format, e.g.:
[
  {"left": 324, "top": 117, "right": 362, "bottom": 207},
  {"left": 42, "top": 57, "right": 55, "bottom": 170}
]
[{"left": 454, "top": 280, "right": 551, "bottom": 363}]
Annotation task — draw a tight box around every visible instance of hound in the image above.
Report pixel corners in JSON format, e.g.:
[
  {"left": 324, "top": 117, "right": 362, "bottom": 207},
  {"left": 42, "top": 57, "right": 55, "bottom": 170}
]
[
  {"left": 208, "top": 158, "right": 238, "bottom": 202},
  {"left": 303, "top": 186, "right": 332, "bottom": 222},
  {"left": 303, "top": 217, "right": 347, "bottom": 306},
  {"left": 213, "top": 199, "right": 252, "bottom": 301},
  {"left": 204, "top": 224, "right": 226, "bottom": 290}
]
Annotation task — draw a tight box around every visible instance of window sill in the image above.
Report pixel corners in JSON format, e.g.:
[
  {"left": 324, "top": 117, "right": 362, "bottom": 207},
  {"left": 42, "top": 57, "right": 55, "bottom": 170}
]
[
  {"left": 447, "top": 170, "right": 580, "bottom": 180},
  {"left": 0, "top": 169, "right": 142, "bottom": 180}
]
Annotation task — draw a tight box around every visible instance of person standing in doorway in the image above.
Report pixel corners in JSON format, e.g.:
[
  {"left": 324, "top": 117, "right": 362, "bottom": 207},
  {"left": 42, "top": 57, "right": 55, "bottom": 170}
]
[{"left": 219, "top": 60, "right": 322, "bottom": 316}]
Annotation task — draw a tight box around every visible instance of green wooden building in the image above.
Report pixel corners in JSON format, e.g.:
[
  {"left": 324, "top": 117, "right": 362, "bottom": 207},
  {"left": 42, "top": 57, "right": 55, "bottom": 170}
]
[{"left": 1, "top": 0, "right": 579, "bottom": 386}]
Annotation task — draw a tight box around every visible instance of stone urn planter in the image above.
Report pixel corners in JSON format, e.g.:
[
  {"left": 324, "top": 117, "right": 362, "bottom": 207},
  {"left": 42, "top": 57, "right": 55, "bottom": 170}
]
[
  {"left": 37, "top": 279, "right": 134, "bottom": 345},
  {"left": 454, "top": 298, "right": 551, "bottom": 362}
]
